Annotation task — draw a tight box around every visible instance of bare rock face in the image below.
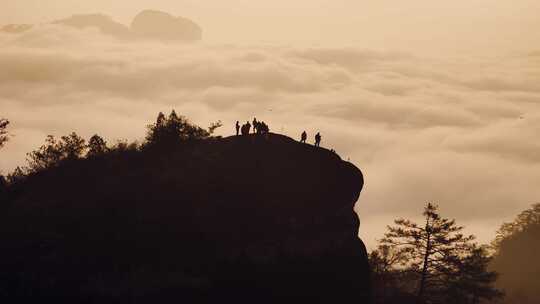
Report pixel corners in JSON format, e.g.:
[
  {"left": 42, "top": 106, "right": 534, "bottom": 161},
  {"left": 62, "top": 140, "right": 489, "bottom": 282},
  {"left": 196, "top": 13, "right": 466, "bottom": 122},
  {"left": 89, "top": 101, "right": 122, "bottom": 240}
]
[{"left": 131, "top": 10, "right": 202, "bottom": 42}]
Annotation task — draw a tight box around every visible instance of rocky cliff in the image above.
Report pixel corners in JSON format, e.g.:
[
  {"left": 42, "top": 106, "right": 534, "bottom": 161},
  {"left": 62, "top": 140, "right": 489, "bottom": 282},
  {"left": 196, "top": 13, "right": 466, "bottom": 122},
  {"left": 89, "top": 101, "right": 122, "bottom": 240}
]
[{"left": 0, "top": 134, "right": 370, "bottom": 303}]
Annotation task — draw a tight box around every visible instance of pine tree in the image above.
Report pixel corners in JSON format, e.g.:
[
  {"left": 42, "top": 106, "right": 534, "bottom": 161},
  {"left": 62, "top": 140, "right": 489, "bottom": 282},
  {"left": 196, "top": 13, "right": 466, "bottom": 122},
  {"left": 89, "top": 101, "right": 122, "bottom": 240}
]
[
  {"left": 381, "top": 203, "right": 476, "bottom": 302},
  {"left": 156, "top": 112, "right": 166, "bottom": 127},
  {"left": 445, "top": 246, "right": 503, "bottom": 304}
]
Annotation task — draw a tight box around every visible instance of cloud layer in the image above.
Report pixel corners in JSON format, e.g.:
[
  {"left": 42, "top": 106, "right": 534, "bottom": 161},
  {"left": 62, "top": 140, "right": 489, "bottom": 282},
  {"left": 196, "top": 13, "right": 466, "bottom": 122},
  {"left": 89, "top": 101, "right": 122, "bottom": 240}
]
[{"left": 1, "top": 25, "right": 540, "bottom": 248}]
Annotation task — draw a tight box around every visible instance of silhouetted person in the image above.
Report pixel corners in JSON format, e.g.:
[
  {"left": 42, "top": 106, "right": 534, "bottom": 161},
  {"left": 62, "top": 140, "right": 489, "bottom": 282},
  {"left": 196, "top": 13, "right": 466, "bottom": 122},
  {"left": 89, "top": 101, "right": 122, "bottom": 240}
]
[
  {"left": 244, "top": 121, "right": 251, "bottom": 135},
  {"left": 236, "top": 121, "right": 240, "bottom": 136},
  {"left": 241, "top": 122, "right": 249, "bottom": 135},
  {"left": 258, "top": 122, "right": 269, "bottom": 134},
  {"left": 301, "top": 131, "right": 307, "bottom": 143},
  {"left": 253, "top": 118, "right": 258, "bottom": 134},
  {"left": 315, "top": 132, "right": 321, "bottom": 147}
]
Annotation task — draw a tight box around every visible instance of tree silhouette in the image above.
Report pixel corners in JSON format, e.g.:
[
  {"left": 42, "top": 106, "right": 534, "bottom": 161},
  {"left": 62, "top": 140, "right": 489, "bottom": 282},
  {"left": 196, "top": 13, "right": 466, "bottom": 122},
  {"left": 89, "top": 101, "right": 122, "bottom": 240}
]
[
  {"left": 58, "top": 132, "right": 86, "bottom": 159},
  {"left": 87, "top": 134, "right": 108, "bottom": 156},
  {"left": 492, "top": 203, "right": 540, "bottom": 249},
  {"left": 445, "top": 246, "right": 503, "bottom": 304},
  {"left": 6, "top": 166, "right": 27, "bottom": 184},
  {"left": 0, "top": 118, "right": 9, "bottom": 148},
  {"left": 208, "top": 120, "right": 223, "bottom": 135},
  {"left": 370, "top": 245, "right": 405, "bottom": 279},
  {"left": 26, "top": 132, "right": 86, "bottom": 172},
  {"left": 491, "top": 203, "right": 540, "bottom": 304},
  {"left": 156, "top": 111, "right": 166, "bottom": 127},
  {"left": 26, "top": 135, "right": 62, "bottom": 171},
  {"left": 370, "top": 244, "right": 415, "bottom": 304},
  {"left": 380, "top": 203, "right": 491, "bottom": 303},
  {"left": 0, "top": 118, "right": 9, "bottom": 195},
  {"left": 146, "top": 110, "right": 210, "bottom": 145}
]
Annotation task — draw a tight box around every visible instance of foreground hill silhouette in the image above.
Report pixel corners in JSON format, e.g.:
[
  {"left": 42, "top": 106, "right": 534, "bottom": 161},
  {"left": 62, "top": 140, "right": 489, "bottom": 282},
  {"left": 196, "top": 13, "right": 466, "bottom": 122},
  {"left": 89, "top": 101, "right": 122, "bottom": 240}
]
[
  {"left": 491, "top": 204, "right": 540, "bottom": 304},
  {"left": 0, "top": 133, "right": 370, "bottom": 303}
]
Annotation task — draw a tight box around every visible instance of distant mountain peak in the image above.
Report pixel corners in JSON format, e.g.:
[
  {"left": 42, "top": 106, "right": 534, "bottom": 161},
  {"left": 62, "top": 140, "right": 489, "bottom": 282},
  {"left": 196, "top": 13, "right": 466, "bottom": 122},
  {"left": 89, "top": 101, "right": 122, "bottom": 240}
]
[
  {"left": 131, "top": 9, "right": 202, "bottom": 41},
  {"left": 53, "top": 13, "right": 134, "bottom": 40},
  {"left": 1, "top": 10, "right": 202, "bottom": 42}
]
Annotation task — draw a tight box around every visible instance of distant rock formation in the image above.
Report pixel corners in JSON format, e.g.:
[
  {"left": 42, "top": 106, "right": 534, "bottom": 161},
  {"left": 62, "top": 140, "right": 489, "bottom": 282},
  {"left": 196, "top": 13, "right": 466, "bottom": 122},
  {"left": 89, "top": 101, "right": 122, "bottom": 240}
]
[
  {"left": 1, "top": 10, "right": 202, "bottom": 42},
  {"left": 131, "top": 10, "right": 202, "bottom": 42},
  {"left": 0, "top": 134, "right": 370, "bottom": 303},
  {"left": 53, "top": 14, "right": 134, "bottom": 40}
]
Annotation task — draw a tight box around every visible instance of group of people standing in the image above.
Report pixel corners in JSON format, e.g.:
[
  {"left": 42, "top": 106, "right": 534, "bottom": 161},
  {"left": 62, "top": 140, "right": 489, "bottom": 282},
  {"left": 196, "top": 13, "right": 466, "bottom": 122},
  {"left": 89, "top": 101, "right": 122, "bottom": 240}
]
[
  {"left": 235, "top": 118, "right": 322, "bottom": 147},
  {"left": 300, "top": 131, "right": 322, "bottom": 147},
  {"left": 236, "top": 118, "right": 270, "bottom": 136}
]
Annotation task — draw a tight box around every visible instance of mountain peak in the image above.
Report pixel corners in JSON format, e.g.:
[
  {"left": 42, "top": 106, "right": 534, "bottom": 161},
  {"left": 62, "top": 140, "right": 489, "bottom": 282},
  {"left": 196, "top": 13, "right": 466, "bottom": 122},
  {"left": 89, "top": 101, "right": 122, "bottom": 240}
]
[
  {"left": 2, "top": 10, "right": 202, "bottom": 42},
  {"left": 131, "top": 9, "right": 202, "bottom": 41}
]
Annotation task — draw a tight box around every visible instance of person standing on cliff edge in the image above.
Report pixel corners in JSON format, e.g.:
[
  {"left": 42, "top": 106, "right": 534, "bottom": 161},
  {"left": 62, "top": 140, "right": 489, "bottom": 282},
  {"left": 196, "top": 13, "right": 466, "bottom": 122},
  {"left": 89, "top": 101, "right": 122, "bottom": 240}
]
[
  {"left": 245, "top": 121, "right": 251, "bottom": 135},
  {"left": 301, "top": 131, "right": 307, "bottom": 143},
  {"left": 235, "top": 121, "right": 240, "bottom": 136},
  {"left": 252, "top": 118, "right": 258, "bottom": 134},
  {"left": 315, "top": 132, "right": 321, "bottom": 147}
]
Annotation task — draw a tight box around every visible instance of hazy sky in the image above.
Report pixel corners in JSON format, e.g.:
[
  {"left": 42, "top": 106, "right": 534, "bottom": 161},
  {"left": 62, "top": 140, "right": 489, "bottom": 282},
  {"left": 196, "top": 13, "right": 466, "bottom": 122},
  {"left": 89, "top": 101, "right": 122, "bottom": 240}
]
[
  {"left": 2, "top": 0, "right": 540, "bottom": 52},
  {"left": 1, "top": 2, "right": 540, "bottom": 249}
]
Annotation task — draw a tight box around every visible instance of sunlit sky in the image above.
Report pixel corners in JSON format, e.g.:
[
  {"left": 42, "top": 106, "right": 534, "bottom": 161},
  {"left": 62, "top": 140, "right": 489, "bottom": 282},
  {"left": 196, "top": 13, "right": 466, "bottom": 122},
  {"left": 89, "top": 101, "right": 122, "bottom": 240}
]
[
  {"left": 3, "top": 0, "right": 540, "bottom": 52},
  {"left": 1, "top": 1, "right": 540, "bottom": 249}
]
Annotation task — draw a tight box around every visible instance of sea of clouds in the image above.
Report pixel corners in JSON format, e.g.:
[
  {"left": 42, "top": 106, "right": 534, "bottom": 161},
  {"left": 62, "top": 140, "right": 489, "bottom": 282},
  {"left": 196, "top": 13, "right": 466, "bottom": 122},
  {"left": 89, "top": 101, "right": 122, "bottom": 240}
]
[{"left": 1, "top": 25, "right": 539, "bottom": 248}]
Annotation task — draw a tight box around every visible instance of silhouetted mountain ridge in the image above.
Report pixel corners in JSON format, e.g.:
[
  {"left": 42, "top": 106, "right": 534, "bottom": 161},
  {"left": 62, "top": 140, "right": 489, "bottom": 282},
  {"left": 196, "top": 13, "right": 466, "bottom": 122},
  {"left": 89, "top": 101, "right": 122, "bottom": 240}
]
[
  {"left": 0, "top": 133, "right": 369, "bottom": 303},
  {"left": 131, "top": 10, "right": 202, "bottom": 41},
  {"left": 52, "top": 14, "right": 135, "bottom": 40},
  {"left": 1, "top": 10, "right": 202, "bottom": 42}
]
